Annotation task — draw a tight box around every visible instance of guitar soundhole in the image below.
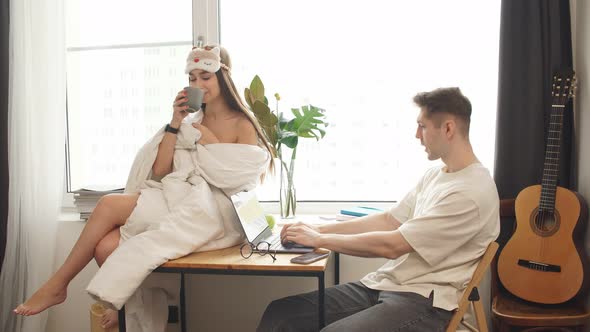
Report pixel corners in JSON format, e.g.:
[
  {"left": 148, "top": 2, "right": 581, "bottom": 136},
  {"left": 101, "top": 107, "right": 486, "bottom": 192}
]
[{"left": 530, "top": 207, "right": 560, "bottom": 237}]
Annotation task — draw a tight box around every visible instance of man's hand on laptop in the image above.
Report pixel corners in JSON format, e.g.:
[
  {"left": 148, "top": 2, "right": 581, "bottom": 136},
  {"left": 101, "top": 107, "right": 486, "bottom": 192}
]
[{"left": 280, "top": 222, "right": 321, "bottom": 248}]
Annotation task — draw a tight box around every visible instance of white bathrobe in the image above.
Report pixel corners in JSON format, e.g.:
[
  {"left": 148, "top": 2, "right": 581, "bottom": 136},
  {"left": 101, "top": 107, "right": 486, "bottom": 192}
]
[{"left": 86, "top": 112, "right": 269, "bottom": 330}]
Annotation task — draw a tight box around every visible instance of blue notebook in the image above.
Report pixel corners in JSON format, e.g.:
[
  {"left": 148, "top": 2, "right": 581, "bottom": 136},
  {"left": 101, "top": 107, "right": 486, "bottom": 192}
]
[{"left": 339, "top": 206, "right": 383, "bottom": 217}]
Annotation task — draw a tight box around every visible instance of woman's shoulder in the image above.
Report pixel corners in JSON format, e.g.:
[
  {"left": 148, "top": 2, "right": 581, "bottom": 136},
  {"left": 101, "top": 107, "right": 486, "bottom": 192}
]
[
  {"left": 234, "top": 113, "right": 254, "bottom": 132},
  {"left": 235, "top": 113, "right": 258, "bottom": 145}
]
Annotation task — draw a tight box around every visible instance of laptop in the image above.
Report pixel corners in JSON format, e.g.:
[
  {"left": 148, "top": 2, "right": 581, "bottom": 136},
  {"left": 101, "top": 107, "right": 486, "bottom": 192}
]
[{"left": 230, "top": 191, "right": 314, "bottom": 254}]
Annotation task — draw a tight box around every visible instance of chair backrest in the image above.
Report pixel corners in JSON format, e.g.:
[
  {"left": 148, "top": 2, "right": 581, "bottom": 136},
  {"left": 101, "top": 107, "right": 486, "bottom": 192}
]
[
  {"left": 491, "top": 199, "right": 516, "bottom": 302},
  {"left": 446, "top": 241, "right": 499, "bottom": 332}
]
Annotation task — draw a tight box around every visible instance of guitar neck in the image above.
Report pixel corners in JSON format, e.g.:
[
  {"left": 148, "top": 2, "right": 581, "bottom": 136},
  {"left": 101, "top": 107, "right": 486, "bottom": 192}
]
[
  {"left": 539, "top": 105, "right": 565, "bottom": 212},
  {"left": 539, "top": 71, "right": 575, "bottom": 212}
]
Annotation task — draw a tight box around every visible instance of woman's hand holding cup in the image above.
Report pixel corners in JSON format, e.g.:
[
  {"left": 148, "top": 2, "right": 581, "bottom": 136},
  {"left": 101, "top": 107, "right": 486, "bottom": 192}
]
[
  {"left": 171, "top": 87, "right": 204, "bottom": 128},
  {"left": 182, "top": 87, "right": 204, "bottom": 113},
  {"left": 171, "top": 90, "right": 189, "bottom": 127}
]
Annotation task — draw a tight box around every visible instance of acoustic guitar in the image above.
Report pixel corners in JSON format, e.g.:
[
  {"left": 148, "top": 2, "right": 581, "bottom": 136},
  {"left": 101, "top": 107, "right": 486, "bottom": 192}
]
[{"left": 497, "top": 69, "right": 589, "bottom": 304}]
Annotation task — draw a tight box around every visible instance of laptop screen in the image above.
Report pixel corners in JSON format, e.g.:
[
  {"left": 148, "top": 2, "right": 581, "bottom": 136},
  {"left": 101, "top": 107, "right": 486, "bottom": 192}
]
[{"left": 230, "top": 191, "right": 269, "bottom": 242}]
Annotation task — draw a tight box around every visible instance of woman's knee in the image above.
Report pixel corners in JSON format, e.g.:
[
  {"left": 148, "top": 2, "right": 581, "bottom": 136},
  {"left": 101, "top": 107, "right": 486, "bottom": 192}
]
[
  {"left": 94, "top": 193, "right": 138, "bottom": 223},
  {"left": 96, "top": 193, "right": 130, "bottom": 210},
  {"left": 94, "top": 194, "right": 119, "bottom": 216}
]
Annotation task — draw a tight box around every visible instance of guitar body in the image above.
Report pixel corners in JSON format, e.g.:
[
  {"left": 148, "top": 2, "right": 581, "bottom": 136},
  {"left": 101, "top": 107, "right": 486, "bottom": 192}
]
[{"left": 498, "top": 185, "right": 588, "bottom": 304}]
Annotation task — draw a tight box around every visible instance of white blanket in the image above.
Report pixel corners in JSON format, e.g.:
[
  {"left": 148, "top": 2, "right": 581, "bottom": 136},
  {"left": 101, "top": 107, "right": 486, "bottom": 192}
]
[{"left": 86, "top": 113, "right": 269, "bottom": 311}]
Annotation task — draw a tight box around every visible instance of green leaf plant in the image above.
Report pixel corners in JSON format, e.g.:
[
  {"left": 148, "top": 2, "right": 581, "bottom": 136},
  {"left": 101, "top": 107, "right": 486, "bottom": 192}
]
[{"left": 244, "top": 75, "right": 328, "bottom": 217}]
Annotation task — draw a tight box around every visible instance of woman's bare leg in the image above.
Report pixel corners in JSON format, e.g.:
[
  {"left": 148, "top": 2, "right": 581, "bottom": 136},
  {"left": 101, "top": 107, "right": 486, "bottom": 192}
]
[
  {"left": 14, "top": 193, "right": 139, "bottom": 316},
  {"left": 94, "top": 227, "right": 121, "bottom": 267},
  {"left": 94, "top": 228, "right": 122, "bottom": 329}
]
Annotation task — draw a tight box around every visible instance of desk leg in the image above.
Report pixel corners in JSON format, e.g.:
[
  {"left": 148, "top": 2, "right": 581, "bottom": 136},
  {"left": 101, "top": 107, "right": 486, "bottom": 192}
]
[
  {"left": 318, "top": 271, "right": 325, "bottom": 330},
  {"left": 180, "top": 272, "right": 187, "bottom": 332},
  {"left": 118, "top": 306, "right": 126, "bottom": 332},
  {"left": 334, "top": 252, "right": 340, "bottom": 285}
]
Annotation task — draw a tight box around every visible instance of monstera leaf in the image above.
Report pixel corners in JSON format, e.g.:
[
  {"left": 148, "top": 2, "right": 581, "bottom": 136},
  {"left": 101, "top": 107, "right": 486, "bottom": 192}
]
[{"left": 289, "top": 105, "right": 327, "bottom": 140}]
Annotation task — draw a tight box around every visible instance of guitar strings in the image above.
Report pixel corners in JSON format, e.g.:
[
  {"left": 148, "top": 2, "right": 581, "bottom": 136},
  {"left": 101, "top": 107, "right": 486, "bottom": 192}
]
[{"left": 539, "top": 82, "right": 567, "bottom": 259}]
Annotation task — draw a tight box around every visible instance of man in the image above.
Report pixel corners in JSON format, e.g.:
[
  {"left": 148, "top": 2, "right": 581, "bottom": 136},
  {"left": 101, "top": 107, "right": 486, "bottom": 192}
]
[{"left": 257, "top": 87, "right": 500, "bottom": 332}]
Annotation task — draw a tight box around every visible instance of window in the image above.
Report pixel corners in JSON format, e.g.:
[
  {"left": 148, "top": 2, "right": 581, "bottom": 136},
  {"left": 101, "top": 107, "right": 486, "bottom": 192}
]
[
  {"left": 65, "top": 0, "right": 500, "bottom": 202},
  {"left": 219, "top": 0, "right": 500, "bottom": 201},
  {"left": 65, "top": 0, "right": 192, "bottom": 191}
]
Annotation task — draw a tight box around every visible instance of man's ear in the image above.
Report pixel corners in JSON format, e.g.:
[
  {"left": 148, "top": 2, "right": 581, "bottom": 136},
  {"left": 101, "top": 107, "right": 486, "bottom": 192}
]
[{"left": 443, "top": 119, "right": 456, "bottom": 139}]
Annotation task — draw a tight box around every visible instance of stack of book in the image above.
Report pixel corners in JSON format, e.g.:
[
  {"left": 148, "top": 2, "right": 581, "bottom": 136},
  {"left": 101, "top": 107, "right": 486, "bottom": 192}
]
[{"left": 337, "top": 206, "right": 383, "bottom": 220}]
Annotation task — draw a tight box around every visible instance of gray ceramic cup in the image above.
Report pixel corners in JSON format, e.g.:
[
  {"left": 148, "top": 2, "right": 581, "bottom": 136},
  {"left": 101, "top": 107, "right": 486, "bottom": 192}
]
[{"left": 182, "top": 86, "right": 204, "bottom": 113}]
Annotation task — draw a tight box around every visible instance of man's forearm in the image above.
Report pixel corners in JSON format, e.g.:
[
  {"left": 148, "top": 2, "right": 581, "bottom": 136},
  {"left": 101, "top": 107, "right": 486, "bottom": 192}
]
[
  {"left": 317, "top": 230, "right": 410, "bottom": 259},
  {"left": 318, "top": 212, "right": 401, "bottom": 235}
]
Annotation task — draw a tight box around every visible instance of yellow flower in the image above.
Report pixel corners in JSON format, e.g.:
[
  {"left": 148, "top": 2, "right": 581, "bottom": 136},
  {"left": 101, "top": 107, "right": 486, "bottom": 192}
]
[{"left": 274, "top": 93, "right": 281, "bottom": 101}]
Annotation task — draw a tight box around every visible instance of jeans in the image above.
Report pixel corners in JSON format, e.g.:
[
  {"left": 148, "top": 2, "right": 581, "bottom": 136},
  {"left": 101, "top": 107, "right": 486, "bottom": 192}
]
[{"left": 257, "top": 282, "right": 453, "bottom": 332}]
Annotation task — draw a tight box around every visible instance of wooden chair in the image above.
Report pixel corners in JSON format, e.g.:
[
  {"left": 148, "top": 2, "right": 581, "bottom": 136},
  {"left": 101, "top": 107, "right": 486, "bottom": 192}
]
[
  {"left": 491, "top": 199, "right": 590, "bottom": 332},
  {"left": 446, "top": 241, "right": 499, "bottom": 332}
]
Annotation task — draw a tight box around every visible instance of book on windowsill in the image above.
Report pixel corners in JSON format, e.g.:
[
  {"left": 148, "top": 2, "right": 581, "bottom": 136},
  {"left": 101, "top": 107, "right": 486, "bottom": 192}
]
[
  {"left": 339, "top": 206, "right": 384, "bottom": 217},
  {"left": 335, "top": 213, "right": 358, "bottom": 221}
]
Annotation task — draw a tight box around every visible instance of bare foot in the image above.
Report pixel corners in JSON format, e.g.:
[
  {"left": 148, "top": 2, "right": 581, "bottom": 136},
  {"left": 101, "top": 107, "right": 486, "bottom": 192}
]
[
  {"left": 101, "top": 308, "right": 119, "bottom": 329},
  {"left": 13, "top": 284, "right": 67, "bottom": 316}
]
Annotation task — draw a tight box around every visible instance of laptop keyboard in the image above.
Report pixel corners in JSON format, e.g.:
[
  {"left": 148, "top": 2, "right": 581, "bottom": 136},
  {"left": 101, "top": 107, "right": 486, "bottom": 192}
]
[
  {"left": 265, "top": 233, "right": 311, "bottom": 251},
  {"left": 267, "top": 233, "right": 283, "bottom": 250}
]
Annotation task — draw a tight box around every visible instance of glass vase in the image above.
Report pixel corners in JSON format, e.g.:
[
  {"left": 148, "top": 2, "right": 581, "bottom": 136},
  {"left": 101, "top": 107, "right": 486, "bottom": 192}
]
[{"left": 279, "top": 160, "right": 297, "bottom": 219}]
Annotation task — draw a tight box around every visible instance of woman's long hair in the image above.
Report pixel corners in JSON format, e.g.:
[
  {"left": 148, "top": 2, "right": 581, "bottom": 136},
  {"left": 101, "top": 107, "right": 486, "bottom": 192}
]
[{"left": 203, "top": 45, "right": 275, "bottom": 177}]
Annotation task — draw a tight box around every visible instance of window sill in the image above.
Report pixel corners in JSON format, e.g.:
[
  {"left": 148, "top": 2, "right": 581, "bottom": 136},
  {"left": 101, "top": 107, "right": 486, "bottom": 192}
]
[{"left": 62, "top": 192, "right": 396, "bottom": 218}]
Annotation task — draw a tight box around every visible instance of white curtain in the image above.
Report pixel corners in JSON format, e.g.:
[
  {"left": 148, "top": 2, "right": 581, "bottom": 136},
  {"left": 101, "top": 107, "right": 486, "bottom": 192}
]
[{"left": 0, "top": 0, "right": 66, "bottom": 331}]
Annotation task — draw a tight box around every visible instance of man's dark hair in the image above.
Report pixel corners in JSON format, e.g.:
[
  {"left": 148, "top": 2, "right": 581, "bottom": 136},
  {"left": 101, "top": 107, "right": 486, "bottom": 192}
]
[{"left": 413, "top": 87, "right": 472, "bottom": 135}]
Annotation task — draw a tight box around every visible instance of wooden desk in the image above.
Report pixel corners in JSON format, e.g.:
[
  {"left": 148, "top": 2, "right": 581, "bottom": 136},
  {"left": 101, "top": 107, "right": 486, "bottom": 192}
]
[{"left": 118, "top": 244, "right": 336, "bottom": 332}]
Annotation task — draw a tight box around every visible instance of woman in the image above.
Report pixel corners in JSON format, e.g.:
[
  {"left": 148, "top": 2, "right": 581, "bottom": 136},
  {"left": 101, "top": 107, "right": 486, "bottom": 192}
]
[{"left": 14, "top": 45, "right": 274, "bottom": 326}]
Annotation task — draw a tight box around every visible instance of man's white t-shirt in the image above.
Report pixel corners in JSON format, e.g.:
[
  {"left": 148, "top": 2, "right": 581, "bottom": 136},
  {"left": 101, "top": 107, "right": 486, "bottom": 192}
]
[{"left": 360, "top": 162, "right": 500, "bottom": 311}]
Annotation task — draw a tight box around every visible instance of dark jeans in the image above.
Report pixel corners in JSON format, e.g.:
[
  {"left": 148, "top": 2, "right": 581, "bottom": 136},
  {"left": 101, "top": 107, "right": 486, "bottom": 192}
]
[{"left": 257, "top": 282, "right": 453, "bottom": 332}]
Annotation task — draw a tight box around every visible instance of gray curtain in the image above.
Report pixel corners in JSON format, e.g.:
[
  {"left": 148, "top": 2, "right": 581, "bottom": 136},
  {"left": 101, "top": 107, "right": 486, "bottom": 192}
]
[
  {"left": 1, "top": 0, "right": 9, "bottom": 273},
  {"left": 494, "top": 0, "right": 574, "bottom": 200},
  {"left": 492, "top": 0, "right": 578, "bottom": 311}
]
